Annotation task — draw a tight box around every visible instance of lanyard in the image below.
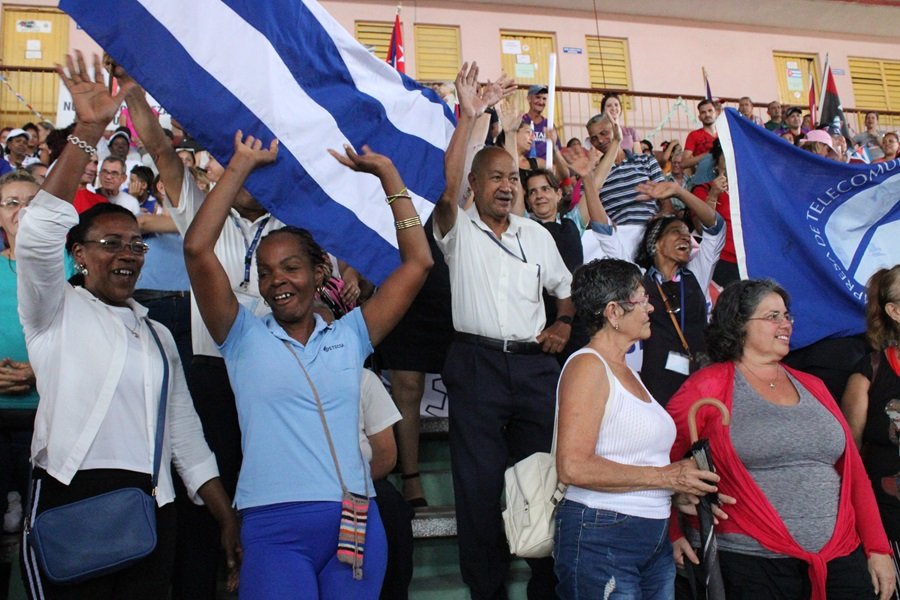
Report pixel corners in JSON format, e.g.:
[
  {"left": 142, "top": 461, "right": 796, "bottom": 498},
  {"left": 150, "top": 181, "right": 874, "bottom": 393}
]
[
  {"left": 655, "top": 278, "right": 690, "bottom": 355},
  {"left": 232, "top": 215, "right": 270, "bottom": 289},
  {"left": 477, "top": 223, "right": 527, "bottom": 263},
  {"left": 476, "top": 223, "right": 542, "bottom": 296}
]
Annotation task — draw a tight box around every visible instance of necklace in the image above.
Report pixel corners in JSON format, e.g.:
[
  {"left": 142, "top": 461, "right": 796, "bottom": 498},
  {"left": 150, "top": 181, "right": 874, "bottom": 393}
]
[
  {"left": 739, "top": 361, "right": 779, "bottom": 389},
  {"left": 123, "top": 313, "right": 141, "bottom": 338}
]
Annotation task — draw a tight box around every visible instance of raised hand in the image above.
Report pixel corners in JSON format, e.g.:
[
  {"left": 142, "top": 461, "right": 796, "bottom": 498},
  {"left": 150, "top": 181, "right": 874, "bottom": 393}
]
[
  {"left": 480, "top": 73, "right": 517, "bottom": 109},
  {"left": 635, "top": 180, "right": 680, "bottom": 201},
  {"left": 328, "top": 143, "right": 395, "bottom": 177},
  {"left": 560, "top": 146, "right": 592, "bottom": 177},
  {"left": 710, "top": 173, "right": 728, "bottom": 196},
  {"left": 56, "top": 51, "right": 134, "bottom": 128},
  {"left": 231, "top": 130, "right": 278, "bottom": 169}
]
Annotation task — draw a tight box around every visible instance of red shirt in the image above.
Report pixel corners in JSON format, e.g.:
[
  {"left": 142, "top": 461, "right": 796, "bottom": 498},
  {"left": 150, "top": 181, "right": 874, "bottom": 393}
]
[
  {"left": 693, "top": 184, "right": 735, "bottom": 263},
  {"left": 684, "top": 128, "right": 717, "bottom": 158},
  {"left": 73, "top": 189, "right": 108, "bottom": 214}
]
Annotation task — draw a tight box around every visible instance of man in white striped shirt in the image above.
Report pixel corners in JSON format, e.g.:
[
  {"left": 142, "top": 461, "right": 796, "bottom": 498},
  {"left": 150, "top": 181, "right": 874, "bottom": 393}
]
[{"left": 586, "top": 113, "right": 667, "bottom": 260}]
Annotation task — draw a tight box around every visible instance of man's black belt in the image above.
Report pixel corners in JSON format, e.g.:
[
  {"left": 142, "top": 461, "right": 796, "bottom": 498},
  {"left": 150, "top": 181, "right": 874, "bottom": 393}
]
[
  {"left": 455, "top": 332, "right": 543, "bottom": 355},
  {"left": 133, "top": 289, "right": 191, "bottom": 303}
]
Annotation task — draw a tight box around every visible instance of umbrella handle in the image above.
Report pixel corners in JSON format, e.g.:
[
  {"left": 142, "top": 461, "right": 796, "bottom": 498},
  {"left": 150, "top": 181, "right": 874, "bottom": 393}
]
[{"left": 688, "top": 397, "right": 730, "bottom": 443}]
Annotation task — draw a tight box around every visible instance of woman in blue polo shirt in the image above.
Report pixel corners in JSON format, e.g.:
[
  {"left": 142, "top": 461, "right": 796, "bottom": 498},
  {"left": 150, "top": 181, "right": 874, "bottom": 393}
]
[{"left": 182, "top": 132, "right": 440, "bottom": 599}]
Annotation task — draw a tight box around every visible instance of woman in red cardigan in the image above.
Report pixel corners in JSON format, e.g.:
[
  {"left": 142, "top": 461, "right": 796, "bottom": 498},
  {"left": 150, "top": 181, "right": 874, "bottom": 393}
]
[{"left": 667, "top": 279, "right": 895, "bottom": 600}]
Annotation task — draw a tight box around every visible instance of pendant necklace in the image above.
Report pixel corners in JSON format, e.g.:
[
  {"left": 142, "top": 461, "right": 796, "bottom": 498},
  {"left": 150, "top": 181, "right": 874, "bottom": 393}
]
[{"left": 740, "top": 362, "right": 778, "bottom": 389}]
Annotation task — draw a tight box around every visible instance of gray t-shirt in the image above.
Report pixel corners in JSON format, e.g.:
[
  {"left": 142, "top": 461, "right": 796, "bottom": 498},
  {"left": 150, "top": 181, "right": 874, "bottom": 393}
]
[{"left": 716, "top": 371, "right": 845, "bottom": 557}]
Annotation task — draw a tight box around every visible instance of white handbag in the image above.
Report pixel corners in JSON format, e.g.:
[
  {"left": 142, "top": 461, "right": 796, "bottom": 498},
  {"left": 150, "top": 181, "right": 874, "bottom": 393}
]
[{"left": 502, "top": 404, "right": 567, "bottom": 558}]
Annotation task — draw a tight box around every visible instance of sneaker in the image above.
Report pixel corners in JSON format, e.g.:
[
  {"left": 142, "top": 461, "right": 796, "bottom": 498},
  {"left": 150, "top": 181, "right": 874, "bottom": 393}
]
[{"left": 3, "top": 491, "right": 23, "bottom": 533}]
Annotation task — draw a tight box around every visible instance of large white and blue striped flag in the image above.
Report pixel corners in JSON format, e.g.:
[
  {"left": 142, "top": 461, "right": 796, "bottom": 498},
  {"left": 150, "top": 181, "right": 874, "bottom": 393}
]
[
  {"left": 59, "top": 0, "right": 457, "bottom": 283},
  {"left": 718, "top": 107, "right": 900, "bottom": 349}
]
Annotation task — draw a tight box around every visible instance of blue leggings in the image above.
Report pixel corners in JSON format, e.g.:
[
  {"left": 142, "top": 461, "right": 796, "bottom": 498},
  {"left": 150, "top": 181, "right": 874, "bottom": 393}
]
[{"left": 239, "top": 500, "right": 386, "bottom": 600}]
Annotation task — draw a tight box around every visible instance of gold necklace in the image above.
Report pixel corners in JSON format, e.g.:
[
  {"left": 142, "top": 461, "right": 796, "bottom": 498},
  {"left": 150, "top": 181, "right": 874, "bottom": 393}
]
[
  {"left": 739, "top": 361, "right": 780, "bottom": 389},
  {"left": 123, "top": 312, "right": 141, "bottom": 338}
]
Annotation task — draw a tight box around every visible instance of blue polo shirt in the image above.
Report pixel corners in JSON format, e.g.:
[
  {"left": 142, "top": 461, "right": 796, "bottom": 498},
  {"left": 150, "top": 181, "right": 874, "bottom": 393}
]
[{"left": 219, "top": 305, "right": 373, "bottom": 510}]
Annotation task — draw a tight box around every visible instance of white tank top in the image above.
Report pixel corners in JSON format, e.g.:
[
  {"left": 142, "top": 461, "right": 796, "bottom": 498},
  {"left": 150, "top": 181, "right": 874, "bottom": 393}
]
[{"left": 560, "top": 348, "right": 676, "bottom": 519}]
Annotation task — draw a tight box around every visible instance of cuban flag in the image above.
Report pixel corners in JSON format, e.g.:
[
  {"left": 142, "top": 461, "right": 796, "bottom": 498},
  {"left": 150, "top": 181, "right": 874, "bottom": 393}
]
[
  {"left": 58, "top": 0, "right": 456, "bottom": 284},
  {"left": 718, "top": 107, "right": 900, "bottom": 349},
  {"left": 386, "top": 12, "right": 405, "bottom": 74}
]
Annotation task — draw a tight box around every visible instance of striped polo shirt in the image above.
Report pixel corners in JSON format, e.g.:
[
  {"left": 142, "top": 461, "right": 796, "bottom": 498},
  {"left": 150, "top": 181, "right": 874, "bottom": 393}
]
[{"left": 599, "top": 151, "right": 665, "bottom": 226}]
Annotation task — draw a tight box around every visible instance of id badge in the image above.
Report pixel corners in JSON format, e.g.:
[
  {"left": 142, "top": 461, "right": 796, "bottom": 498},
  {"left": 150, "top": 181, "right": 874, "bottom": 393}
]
[{"left": 665, "top": 351, "right": 691, "bottom": 376}]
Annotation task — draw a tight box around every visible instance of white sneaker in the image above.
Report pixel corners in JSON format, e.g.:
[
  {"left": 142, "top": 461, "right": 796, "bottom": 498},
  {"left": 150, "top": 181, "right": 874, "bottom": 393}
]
[{"left": 3, "top": 491, "right": 23, "bottom": 533}]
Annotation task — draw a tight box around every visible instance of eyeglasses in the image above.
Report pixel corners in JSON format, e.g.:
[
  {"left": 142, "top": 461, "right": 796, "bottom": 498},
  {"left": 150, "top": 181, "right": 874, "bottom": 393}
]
[
  {"left": 0, "top": 195, "right": 34, "bottom": 208},
  {"left": 100, "top": 169, "right": 124, "bottom": 178},
  {"left": 618, "top": 293, "right": 651, "bottom": 310},
  {"left": 747, "top": 311, "right": 795, "bottom": 325},
  {"left": 82, "top": 239, "right": 150, "bottom": 255}
]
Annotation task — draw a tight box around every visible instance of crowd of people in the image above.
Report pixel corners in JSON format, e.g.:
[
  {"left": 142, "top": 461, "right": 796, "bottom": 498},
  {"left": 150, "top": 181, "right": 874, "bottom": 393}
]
[{"left": 0, "top": 48, "right": 898, "bottom": 600}]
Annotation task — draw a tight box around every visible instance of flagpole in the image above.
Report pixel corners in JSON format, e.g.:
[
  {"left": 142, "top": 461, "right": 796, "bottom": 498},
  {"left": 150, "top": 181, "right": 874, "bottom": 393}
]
[
  {"left": 817, "top": 53, "right": 828, "bottom": 122},
  {"left": 546, "top": 52, "right": 557, "bottom": 168}
]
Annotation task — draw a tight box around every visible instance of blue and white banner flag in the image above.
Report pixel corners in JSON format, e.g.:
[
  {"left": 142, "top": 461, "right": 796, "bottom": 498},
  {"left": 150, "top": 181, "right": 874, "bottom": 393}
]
[
  {"left": 59, "top": 0, "right": 456, "bottom": 283},
  {"left": 718, "top": 107, "right": 900, "bottom": 348}
]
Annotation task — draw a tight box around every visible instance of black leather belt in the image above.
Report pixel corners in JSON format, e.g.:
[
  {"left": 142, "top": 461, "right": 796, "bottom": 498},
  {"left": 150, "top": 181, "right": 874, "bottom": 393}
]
[
  {"left": 455, "top": 332, "right": 543, "bottom": 355},
  {"left": 133, "top": 290, "right": 190, "bottom": 303}
]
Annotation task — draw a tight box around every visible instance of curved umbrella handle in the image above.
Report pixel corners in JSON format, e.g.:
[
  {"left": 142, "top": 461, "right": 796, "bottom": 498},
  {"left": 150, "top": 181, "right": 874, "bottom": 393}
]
[{"left": 688, "top": 397, "right": 730, "bottom": 443}]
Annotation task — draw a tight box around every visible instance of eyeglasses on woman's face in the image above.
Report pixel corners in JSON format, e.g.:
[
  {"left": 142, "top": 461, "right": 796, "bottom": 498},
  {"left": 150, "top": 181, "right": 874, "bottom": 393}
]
[
  {"left": 747, "top": 311, "right": 795, "bottom": 325},
  {"left": 81, "top": 238, "right": 150, "bottom": 255},
  {"left": 0, "top": 195, "right": 34, "bottom": 209}
]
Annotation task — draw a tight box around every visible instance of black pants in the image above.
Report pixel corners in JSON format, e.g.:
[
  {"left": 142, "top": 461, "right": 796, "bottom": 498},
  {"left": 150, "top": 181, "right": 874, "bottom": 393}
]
[
  {"left": 443, "top": 341, "right": 559, "bottom": 600},
  {"left": 20, "top": 469, "right": 176, "bottom": 600},
  {"left": 170, "top": 357, "right": 242, "bottom": 600},
  {"left": 374, "top": 478, "right": 414, "bottom": 600},
  {"left": 719, "top": 546, "right": 876, "bottom": 600}
]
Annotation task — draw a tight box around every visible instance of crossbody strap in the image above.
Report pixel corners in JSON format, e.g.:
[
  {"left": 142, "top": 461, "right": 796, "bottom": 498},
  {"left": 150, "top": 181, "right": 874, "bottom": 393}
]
[
  {"left": 146, "top": 321, "right": 169, "bottom": 492},
  {"left": 281, "top": 340, "right": 369, "bottom": 498},
  {"left": 655, "top": 280, "right": 691, "bottom": 355}
]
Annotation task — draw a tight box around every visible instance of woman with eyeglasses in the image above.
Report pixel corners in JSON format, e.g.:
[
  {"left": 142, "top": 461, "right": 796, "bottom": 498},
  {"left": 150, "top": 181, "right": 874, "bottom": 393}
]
[
  {"left": 15, "top": 53, "right": 239, "bottom": 599},
  {"left": 841, "top": 265, "right": 900, "bottom": 584},
  {"left": 554, "top": 258, "right": 725, "bottom": 599},
  {"left": 667, "top": 279, "right": 895, "bottom": 600},
  {"left": 0, "top": 171, "right": 40, "bottom": 536},
  {"left": 578, "top": 129, "right": 726, "bottom": 406}
]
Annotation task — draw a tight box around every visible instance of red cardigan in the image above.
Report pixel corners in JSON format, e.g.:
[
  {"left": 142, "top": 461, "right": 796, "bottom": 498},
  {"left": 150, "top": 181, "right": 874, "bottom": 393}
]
[{"left": 667, "top": 361, "right": 890, "bottom": 600}]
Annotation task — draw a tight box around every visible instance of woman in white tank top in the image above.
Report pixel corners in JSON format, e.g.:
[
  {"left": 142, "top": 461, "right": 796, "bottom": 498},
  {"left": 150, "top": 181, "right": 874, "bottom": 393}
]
[{"left": 554, "top": 258, "right": 720, "bottom": 599}]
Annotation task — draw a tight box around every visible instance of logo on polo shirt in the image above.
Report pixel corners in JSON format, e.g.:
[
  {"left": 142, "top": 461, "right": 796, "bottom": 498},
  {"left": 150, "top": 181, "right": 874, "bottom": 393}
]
[{"left": 323, "top": 343, "right": 345, "bottom": 352}]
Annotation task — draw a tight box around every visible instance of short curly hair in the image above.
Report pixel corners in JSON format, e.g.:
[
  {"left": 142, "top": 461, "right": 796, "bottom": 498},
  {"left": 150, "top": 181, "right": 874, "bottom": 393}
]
[
  {"left": 572, "top": 258, "right": 643, "bottom": 335},
  {"left": 706, "top": 279, "right": 791, "bottom": 362}
]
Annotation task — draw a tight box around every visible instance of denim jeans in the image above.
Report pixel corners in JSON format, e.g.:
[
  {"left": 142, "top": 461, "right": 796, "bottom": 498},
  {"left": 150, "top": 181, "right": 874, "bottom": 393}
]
[{"left": 553, "top": 499, "right": 674, "bottom": 600}]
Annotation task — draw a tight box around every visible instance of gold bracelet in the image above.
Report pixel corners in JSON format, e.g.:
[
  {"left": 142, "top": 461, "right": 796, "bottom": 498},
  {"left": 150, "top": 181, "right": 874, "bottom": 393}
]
[
  {"left": 386, "top": 187, "right": 411, "bottom": 205},
  {"left": 394, "top": 215, "right": 422, "bottom": 230}
]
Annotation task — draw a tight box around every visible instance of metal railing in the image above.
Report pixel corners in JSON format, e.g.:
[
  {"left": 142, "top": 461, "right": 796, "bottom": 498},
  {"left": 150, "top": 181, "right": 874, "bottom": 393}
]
[{"left": 2, "top": 65, "right": 897, "bottom": 143}]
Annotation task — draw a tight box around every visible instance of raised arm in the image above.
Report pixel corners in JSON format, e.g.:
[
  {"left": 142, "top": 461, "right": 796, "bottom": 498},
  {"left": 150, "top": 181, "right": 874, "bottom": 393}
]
[
  {"left": 114, "top": 65, "right": 186, "bottom": 207},
  {"left": 635, "top": 181, "right": 717, "bottom": 228},
  {"left": 329, "top": 146, "right": 431, "bottom": 346},
  {"left": 44, "top": 53, "right": 134, "bottom": 203},
  {"left": 434, "top": 63, "right": 515, "bottom": 236},
  {"left": 183, "top": 131, "right": 278, "bottom": 344}
]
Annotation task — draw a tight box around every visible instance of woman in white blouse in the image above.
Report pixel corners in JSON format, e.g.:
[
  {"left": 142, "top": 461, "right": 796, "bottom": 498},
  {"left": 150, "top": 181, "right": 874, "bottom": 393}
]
[{"left": 16, "top": 52, "right": 239, "bottom": 599}]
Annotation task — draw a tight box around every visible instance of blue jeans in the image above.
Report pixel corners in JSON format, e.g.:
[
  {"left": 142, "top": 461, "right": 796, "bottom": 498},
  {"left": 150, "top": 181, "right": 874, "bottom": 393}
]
[{"left": 553, "top": 500, "right": 674, "bottom": 600}]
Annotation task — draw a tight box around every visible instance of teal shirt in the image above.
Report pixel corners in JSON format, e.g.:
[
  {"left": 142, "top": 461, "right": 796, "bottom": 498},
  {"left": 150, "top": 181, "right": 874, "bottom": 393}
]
[{"left": 0, "top": 257, "right": 39, "bottom": 410}]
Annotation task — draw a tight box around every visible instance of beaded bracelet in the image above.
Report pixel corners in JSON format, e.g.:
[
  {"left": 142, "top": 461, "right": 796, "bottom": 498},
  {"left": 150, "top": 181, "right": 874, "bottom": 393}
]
[
  {"left": 394, "top": 215, "right": 422, "bottom": 230},
  {"left": 66, "top": 134, "right": 97, "bottom": 156},
  {"left": 386, "top": 187, "right": 411, "bottom": 205}
]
